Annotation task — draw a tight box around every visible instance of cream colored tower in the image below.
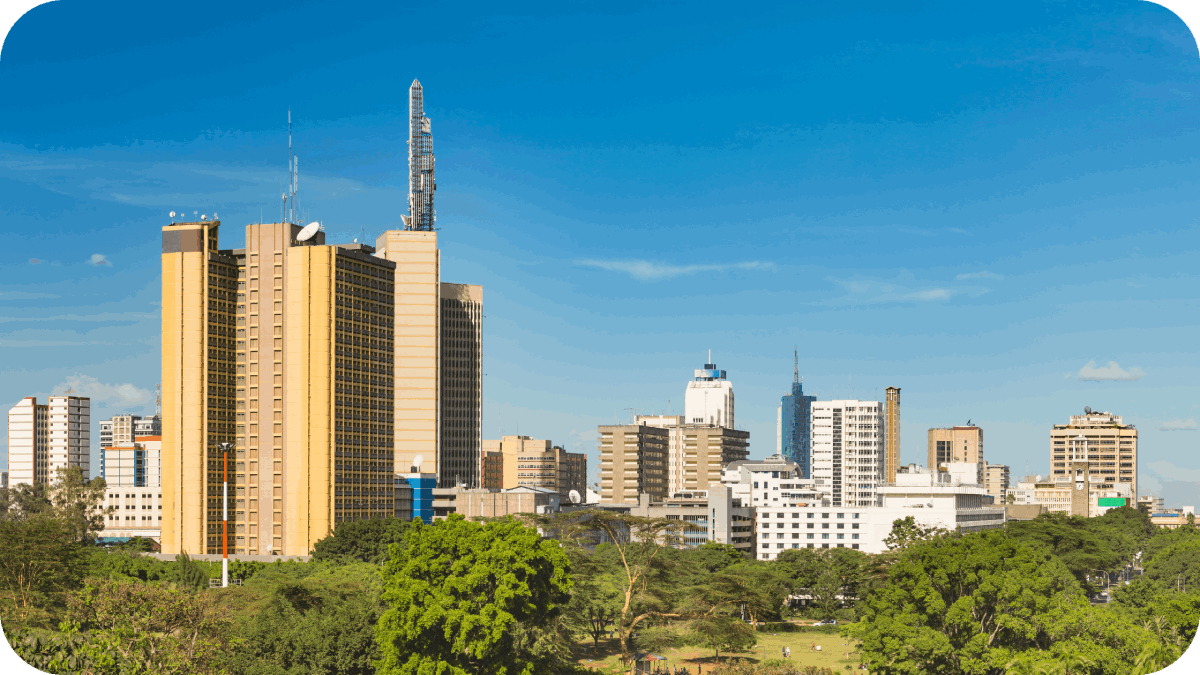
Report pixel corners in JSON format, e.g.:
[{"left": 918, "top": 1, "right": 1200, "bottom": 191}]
[
  {"left": 375, "top": 230, "right": 440, "bottom": 477},
  {"left": 162, "top": 220, "right": 237, "bottom": 555},
  {"left": 1050, "top": 410, "right": 1136, "bottom": 495},
  {"left": 884, "top": 387, "right": 900, "bottom": 483}
]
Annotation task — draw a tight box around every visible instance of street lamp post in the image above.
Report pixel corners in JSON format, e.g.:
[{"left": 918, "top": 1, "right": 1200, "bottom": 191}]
[{"left": 219, "top": 442, "right": 232, "bottom": 588}]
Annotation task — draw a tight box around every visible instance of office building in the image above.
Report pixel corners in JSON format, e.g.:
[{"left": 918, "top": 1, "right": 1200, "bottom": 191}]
[
  {"left": 101, "top": 436, "right": 161, "bottom": 488},
  {"left": 436, "top": 485, "right": 562, "bottom": 520},
  {"left": 481, "top": 451, "right": 503, "bottom": 489},
  {"left": 479, "top": 435, "right": 587, "bottom": 498},
  {"left": 754, "top": 466, "right": 1005, "bottom": 559},
  {"left": 983, "top": 463, "right": 1010, "bottom": 501},
  {"left": 884, "top": 387, "right": 900, "bottom": 483},
  {"left": 811, "top": 400, "right": 885, "bottom": 507},
  {"left": 397, "top": 472, "right": 436, "bottom": 523},
  {"left": 598, "top": 423, "right": 669, "bottom": 503},
  {"left": 1006, "top": 477, "right": 1133, "bottom": 517},
  {"left": 636, "top": 414, "right": 750, "bottom": 495},
  {"left": 777, "top": 352, "right": 816, "bottom": 476},
  {"left": 1050, "top": 409, "right": 1137, "bottom": 496},
  {"left": 439, "top": 282, "right": 482, "bottom": 487},
  {"left": 721, "top": 453, "right": 816, "bottom": 509},
  {"left": 685, "top": 354, "right": 734, "bottom": 427},
  {"left": 162, "top": 218, "right": 396, "bottom": 557},
  {"left": 628, "top": 484, "right": 755, "bottom": 553},
  {"left": 7, "top": 395, "right": 89, "bottom": 487},
  {"left": 927, "top": 425, "right": 984, "bottom": 484}
]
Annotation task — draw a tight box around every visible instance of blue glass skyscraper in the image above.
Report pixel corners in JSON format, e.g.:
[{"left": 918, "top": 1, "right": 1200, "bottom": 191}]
[{"left": 779, "top": 351, "right": 816, "bottom": 477}]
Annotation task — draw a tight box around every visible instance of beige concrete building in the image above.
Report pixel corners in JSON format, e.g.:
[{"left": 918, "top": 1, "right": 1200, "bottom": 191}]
[
  {"left": 884, "top": 387, "right": 900, "bottom": 484},
  {"left": 481, "top": 451, "right": 503, "bottom": 489},
  {"left": 436, "top": 486, "right": 562, "bottom": 520},
  {"left": 598, "top": 423, "right": 669, "bottom": 503},
  {"left": 1050, "top": 410, "right": 1137, "bottom": 496},
  {"left": 375, "top": 230, "right": 440, "bottom": 478},
  {"left": 634, "top": 415, "right": 749, "bottom": 494},
  {"left": 439, "top": 283, "right": 482, "bottom": 487},
  {"left": 927, "top": 425, "right": 984, "bottom": 484},
  {"left": 102, "top": 487, "right": 163, "bottom": 542},
  {"left": 983, "top": 463, "right": 1010, "bottom": 501},
  {"left": 48, "top": 395, "right": 91, "bottom": 480},
  {"left": 480, "top": 435, "right": 586, "bottom": 498},
  {"left": 1005, "top": 477, "right": 1133, "bottom": 517},
  {"left": 162, "top": 220, "right": 396, "bottom": 557}
]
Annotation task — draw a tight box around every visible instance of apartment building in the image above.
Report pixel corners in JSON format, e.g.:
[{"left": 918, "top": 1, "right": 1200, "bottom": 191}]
[
  {"left": 598, "top": 423, "right": 669, "bottom": 503},
  {"left": 7, "top": 395, "right": 89, "bottom": 487},
  {"left": 811, "top": 400, "right": 885, "bottom": 507},
  {"left": 1050, "top": 409, "right": 1137, "bottom": 496},
  {"left": 99, "top": 414, "right": 162, "bottom": 449},
  {"left": 102, "top": 487, "right": 163, "bottom": 542},
  {"left": 628, "top": 483, "right": 755, "bottom": 554}
]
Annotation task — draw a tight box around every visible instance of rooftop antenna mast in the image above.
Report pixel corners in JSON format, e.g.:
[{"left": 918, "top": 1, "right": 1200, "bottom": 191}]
[
  {"left": 155, "top": 383, "right": 161, "bottom": 418},
  {"left": 405, "top": 79, "right": 436, "bottom": 231},
  {"left": 793, "top": 348, "right": 799, "bottom": 384}
]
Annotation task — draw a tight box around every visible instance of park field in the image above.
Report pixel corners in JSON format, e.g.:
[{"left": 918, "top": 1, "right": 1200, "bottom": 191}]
[{"left": 576, "top": 627, "right": 865, "bottom": 673}]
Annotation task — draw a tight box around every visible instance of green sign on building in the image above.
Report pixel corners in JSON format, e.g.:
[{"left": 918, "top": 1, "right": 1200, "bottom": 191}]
[{"left": 1097, "top": 497, "right": 1127, "bottom": 507}]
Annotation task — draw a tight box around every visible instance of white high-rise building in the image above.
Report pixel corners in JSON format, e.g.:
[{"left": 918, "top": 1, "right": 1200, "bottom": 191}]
[
  {"left": 7, "top": 397, "right": 47, "bottom": 487},
  {"left": 7, "top": 395, "right": 89, "bottom": 486},
  {"left": 811, "top": 399, "right": 885, "bottom": 508},
  {"left": 684, "top": 353, "right": 734, "bottom": 428}
]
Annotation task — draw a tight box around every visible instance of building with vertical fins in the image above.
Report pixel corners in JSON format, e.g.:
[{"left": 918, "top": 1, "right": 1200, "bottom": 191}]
[
  {"left": 884, "top": 387, "right": 900, "bottom": 483},
  {"left": 162, "top": 218, "right": 396, "bottom": 557},
  {"left": 777, "top": 351, "right": 816, "bottom": 477},
  {"left": 439, "top": 282, "right": 482, "bottom": 487}
]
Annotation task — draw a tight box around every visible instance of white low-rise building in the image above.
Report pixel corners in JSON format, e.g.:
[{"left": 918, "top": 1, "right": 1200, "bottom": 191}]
[{"left": 753, "top": 464, "right": 1005, "bottom": 559}]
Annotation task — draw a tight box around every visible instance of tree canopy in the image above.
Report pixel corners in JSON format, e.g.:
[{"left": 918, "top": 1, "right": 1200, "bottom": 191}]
[{"left": 374, "top": 515, "right": 572, "bottom": 675}]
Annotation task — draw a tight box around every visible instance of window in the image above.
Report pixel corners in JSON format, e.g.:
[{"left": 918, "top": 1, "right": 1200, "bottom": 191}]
[
  {"left": 807, "top": 534, "right": 814, "bottom": 539},
  {"left": 852, "top": 523, "right": 859, "bottom": 529},
  {"left": 852, "top": 544, "right": 859, "bottom": 550},
  {"left": 807, "top": 523, "right": 814, "bottom": 529},
  {"left": 822, "top": 523, "right": 829, "bottom": 529},
  {"left": 837, "top": 534, "right": 844, "bottom": 539},
  {"left": 822, "top": 513, "right": 829, "bottom": 518},
  {"left": 807, "top": 513, "right": 815, "bottom": 518},
  {"left": 822, "top": 534, "right": 829, "bottom": 539},
  {"left": 852, "top": 534, "right": 859, "bottom": 540},
  {"left": 837, "top": 513, "right": 844, "bottom": 518},
  {"left": 852, "top": 513, "right": 860, "bottom": 519}
]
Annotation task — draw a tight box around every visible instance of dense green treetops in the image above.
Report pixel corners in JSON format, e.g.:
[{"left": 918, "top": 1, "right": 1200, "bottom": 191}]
[{"left": 374, "top": 515, "right": 572, "bottom": 675}]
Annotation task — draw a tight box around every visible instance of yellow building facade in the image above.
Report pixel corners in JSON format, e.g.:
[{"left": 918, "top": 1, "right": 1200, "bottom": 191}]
[{"left": 163, "top": 220, "right": 396, "bottom": 557}]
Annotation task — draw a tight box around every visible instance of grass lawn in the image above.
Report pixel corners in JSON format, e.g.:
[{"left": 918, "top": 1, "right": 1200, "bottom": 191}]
[{"left": 576, "top": 625, "right": 867, "bottom": 673}]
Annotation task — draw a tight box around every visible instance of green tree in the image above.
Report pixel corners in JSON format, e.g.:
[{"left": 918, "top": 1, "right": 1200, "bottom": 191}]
[
  {"left": 883, "top": 515, "right": 948, "bottom": 551},
  {"left": 689, "top": 613, "right": 755, "bottom": 663},
  {"left": 0, "top": 517, "right": 86, "bottom": 629},
  {"left": 564, "top": 549, "right": 623, "bottom": 649},
  {"left": 811, "top": 568, "right": 843, "bottom": 620},
  {"left": 224, "top": 564, "right": 384, "bottom": 675},
  {"left": 846, "top": 530, "right": 1083, "bottom": 674},
  {"left": 311, "top": 515, "right": 410, "bottom": 563},
  {"left": 538, "top": 510, "right": 689, "bottom": 660},
  {"left": 375, "top": 515, "right": 572, "bottom": 675},
  {"left": 712, "top": 562, "right": 790, "bottom": 628},
  {"left": 169, "top": 552, "right": 209, "bottom": 591},
  {"left": 1006, "top": 512, "right": 1121, "bottom": 586},
  {"left": 48, "top": 466, "right": 112, "bottom": 543}
]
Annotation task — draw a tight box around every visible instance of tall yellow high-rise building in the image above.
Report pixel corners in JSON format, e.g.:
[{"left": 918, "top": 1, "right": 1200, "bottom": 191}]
[
  {"left": 884, "top": 387, "right": 900, "bottom": 483},
  {"left": 163, "top": 220, "right": 396, "bottom": 556}
]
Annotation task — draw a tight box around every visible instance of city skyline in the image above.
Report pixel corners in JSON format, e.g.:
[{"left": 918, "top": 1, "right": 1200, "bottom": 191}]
[{"left": 4, "top": 1, "right": 1200, "bottom": 508}]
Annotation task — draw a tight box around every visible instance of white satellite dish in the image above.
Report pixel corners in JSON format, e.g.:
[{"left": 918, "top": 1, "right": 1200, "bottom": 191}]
[
  {"left": 169, "top": 211, "right": 175, "bottom": 218},
  {"left": 201, "top": 214, "right": 208, "bottom": 221},
  {"left": 412, "top": 454, "right": 424, "bottom": 472},
  {"left": 296, "top": 221, "right": 320, "bottom": 242},
  {"left": 568, "top": 489, "right": 581, "bottom": 504}
]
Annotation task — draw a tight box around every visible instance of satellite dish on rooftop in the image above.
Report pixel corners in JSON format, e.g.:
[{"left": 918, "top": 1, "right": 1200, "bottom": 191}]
[
  {"left": 296, "top": 221, "right": 320, "bottom": 242},
  {"left": 569, "top": 489, "right": 581, "bottom": 504},
  {"left": 201, "top": 214, "right": 208, "bottom": 221},
  {"left": 412, "top": 454, "right": 424, "bottom": 472},
  {"left": 169, "top": 211, "right": 175, "bottom": 218}
]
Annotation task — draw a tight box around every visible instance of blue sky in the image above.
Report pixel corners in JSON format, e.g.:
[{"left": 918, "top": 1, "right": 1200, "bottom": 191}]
[{"left": 3, "top": 0, "right": 1200, "bottom": 505}]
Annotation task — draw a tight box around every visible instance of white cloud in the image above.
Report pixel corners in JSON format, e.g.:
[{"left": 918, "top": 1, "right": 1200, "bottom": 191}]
[
  {"left": 1147, "top": 461, "right": 1200, "bottom": 483},
  {"left": 1077, "top": 360, "right": 1144, "bottom": 382},
  {"left": 88, "top": 253, "right": 112, "bottom": 267},
  {"left": 577, "top": 259, "right": 774, "bottom": 281},
  {"left": 52, "top": 374, "right": 153, "bottom": 406},
  {"left": 956, "top": 271, "right": 1004, "bottom": 280},
  {"left": 1158, "top": 418, "right": 1198, "bottom": 431},
  {"left": 29, "top": 258, "right": 41, "bottom": 264},
  {"left": 907, "top": 288, "right": 952, "bottom": 301},
  {"left": 948, "top": 227, "right": 969, "bottom": 234}
]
